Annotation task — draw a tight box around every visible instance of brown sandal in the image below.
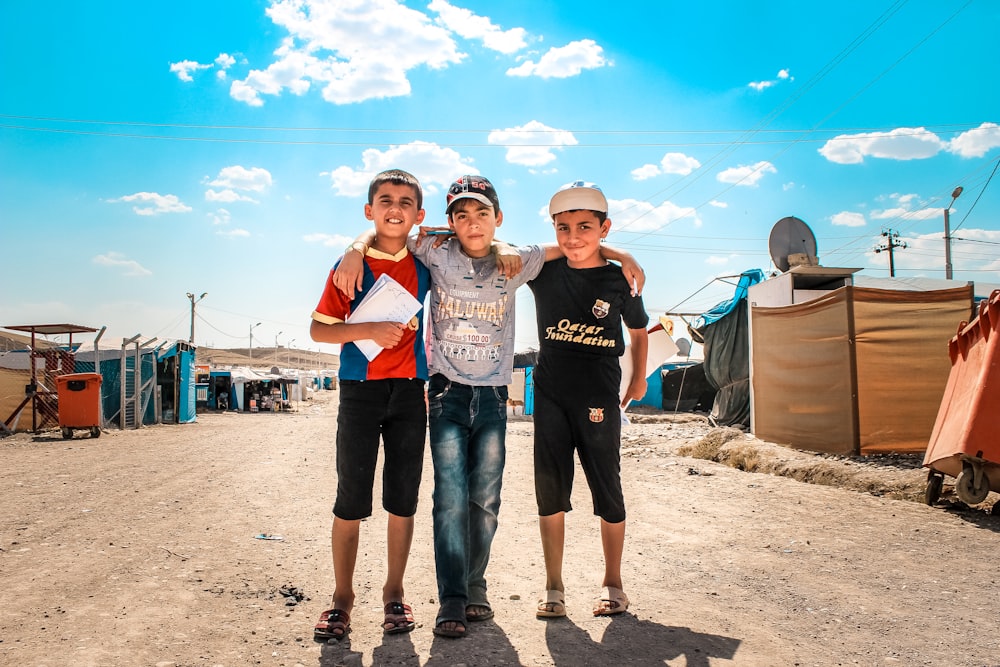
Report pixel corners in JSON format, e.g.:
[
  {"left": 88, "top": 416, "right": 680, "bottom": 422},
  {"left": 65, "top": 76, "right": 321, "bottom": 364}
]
[
  {"left": 314, "top": 608, "right": 351, "bottom": 641},
  {"left": 383, "top": 601, "right": 416, "bottom": 634}
]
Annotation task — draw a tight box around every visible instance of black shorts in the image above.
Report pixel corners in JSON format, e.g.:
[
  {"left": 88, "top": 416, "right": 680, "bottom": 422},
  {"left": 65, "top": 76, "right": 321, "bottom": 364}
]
[
  {"left": 532, "top": 361, "right": 625, "bottom": 523},
  {"left": 333, "top": 378, "right": 427, "bottom": 520}
]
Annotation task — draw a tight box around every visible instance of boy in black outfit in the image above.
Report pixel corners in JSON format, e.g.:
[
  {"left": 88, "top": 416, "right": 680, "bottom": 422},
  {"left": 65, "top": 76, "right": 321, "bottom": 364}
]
[{"left": 528, "top": 181, "right": 649, "bottom": 619}]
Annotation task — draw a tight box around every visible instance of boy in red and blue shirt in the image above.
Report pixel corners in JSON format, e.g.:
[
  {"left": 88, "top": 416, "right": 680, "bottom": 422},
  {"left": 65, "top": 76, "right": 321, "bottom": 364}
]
[{"left": 310, "top": 169, "right": 431, "bottom": 641}]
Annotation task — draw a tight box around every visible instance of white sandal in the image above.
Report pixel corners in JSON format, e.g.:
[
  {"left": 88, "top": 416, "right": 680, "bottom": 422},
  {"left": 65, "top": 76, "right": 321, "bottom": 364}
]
[
  {"left": 536, "top": 589, "right": 566, "bottom": 618},
  {"left": 593, "top": 586, "right": 630, "bottom": 616}
]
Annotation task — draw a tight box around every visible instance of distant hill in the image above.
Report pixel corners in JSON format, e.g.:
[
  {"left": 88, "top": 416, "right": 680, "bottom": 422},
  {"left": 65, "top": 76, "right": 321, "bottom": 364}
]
[
  {"left": 195, "top": 346, "right": 340, "bottom": 372},
  {"left": 1, "top": 331, "right": 338, "bottom": 372}
]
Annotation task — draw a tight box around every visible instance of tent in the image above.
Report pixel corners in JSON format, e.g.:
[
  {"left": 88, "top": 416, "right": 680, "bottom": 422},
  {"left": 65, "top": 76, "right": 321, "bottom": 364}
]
[
  {"left": 689, "top": 269, "right": 765, "bottom": 426},
  {"left": 749, "top": 285, "right": 973, "bottom": 455}
]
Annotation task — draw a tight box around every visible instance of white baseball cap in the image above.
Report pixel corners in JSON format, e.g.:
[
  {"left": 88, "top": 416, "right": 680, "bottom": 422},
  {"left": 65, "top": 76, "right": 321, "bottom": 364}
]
[{"left": 548, "top": 181, "right": 608, "bottom": 217}]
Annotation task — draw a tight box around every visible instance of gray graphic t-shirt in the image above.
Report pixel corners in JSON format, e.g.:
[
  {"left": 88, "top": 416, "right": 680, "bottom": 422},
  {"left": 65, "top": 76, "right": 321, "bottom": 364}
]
[{"left": 410, "top": 237, "right": 545, "bottom": 386}]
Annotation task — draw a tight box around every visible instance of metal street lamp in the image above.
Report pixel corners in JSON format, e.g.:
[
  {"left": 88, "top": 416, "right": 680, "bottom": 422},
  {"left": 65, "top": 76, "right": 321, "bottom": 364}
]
[
  {"left": 944, "top": 186, "right": 963, "bottom": 280},
  {"left": 287, "top": 339, "right": 296, "bottom": 365},
  {"left": 186, "top": 292, "right": 207, "bottom": 343},
  {"left": 274, "top": 331, "right": 283, "bottom": 363},
  {"left": 249, "top": 322, "right": 262, "bottom": 362}
]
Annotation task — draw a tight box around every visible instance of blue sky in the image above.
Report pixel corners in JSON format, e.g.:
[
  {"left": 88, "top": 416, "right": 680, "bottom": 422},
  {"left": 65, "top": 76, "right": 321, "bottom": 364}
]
[{"left": 3, "top": 0, "right": 999, "bottom": 357}]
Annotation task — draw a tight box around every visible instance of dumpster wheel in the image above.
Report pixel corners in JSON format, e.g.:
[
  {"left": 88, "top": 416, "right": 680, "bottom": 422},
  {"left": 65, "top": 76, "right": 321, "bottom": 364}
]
[
  {"left": 924, "top": 471, "right": 944, "bottom": 506},
  {"left": 955, "top": 465, "right": 990, "bottom": 505},
  {"left": 89, "top": 427, "right": 101, "bottom": 438},
  {"left": 61, "top": 427, "right": 73, "bottom": 440}
]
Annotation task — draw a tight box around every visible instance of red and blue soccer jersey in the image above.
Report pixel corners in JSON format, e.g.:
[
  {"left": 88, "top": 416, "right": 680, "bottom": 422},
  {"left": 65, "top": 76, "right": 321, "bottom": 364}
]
[{"left": 312, "top": 248, "right": 430, "bottom": 381}]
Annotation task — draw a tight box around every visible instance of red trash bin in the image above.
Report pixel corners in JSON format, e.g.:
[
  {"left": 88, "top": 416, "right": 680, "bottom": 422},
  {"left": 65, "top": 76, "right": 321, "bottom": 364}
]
[
  {"left": 923, "top": 290, "right": 1000, "bottom": 511},
  {"left": 56, "top": 372, "right": 103, "bottom": 439}
]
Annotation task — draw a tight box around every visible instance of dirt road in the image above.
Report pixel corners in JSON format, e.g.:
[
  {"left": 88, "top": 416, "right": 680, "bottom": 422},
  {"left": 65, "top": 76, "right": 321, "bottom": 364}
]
[{"left": 2, "top": 390, "right": 998, "bottom": 666}]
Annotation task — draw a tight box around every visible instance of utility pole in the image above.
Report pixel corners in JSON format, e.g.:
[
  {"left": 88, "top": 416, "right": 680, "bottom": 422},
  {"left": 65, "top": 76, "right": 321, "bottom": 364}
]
[
  {"left": 874, "top": 230, "right": 906, "bottom": 277},
  {"left": 186, "top": 292, "right": 207, "bottom": 343},
  {"left": 944, "top": 186, "right": 963, "bottom": 280},
  {"left": 249, "top": 322, "right": 262, "bottom": 363}
]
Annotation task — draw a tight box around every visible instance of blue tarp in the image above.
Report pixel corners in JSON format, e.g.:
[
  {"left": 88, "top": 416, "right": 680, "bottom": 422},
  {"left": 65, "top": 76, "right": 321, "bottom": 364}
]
[{"left": 690, "top": 269, "right": 766, "bottom": 330}]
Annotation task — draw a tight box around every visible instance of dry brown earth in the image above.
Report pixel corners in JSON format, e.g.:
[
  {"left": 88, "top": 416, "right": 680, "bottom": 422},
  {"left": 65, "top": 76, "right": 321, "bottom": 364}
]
[{"left": 2, "top": 390, "right": 998, "bottom": 667}]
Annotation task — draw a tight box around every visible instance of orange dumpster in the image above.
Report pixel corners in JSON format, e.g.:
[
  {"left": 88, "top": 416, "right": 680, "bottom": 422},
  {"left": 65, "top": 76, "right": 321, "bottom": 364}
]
[
  {"left": 55, "top": 372, "right": 103, "bottom": 439},
  {"left": 923, "top": 290, "right": 1000, "bottom": 512}
]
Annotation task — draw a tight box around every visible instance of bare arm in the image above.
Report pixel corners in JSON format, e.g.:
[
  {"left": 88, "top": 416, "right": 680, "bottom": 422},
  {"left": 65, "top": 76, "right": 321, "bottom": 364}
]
[
  {"left": 491, "top": 240, "right": 524, "bottom": 277},
  {"left": 539, "top": 242, "right": 646, "bottom": 295},
  {"left": 599, "top": 245, "right": 645, "bottom": 296},
  {"left": 621, "top": 326, "right": 649, "bottom": 407},
  {"left": 332, "top": 229, "right": 377, "bottom": 300},
  {"left": 310, "top": 319, "right": 407, "bottom": 349}
]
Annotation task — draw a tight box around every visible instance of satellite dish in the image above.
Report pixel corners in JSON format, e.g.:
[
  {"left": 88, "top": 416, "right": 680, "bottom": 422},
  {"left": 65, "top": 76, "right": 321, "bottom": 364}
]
[{"left": 768, "top": 216, "right": 818, "bottom": 272}]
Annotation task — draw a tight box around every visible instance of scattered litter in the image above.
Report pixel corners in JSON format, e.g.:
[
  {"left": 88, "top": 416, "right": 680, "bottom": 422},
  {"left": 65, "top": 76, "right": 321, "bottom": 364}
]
[
  {"left": 255, "top": 533, "right": 284, "bottom": 541},
  {"left": 279, "top": 584, "right": 306, "bottom": 607},
  {"left": 687, "top": 467, "right": 714, "bottom": 476}
]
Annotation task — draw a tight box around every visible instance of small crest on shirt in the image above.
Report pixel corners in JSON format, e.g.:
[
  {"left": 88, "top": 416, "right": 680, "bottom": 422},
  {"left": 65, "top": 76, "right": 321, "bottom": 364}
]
[
  {"left": 588, "top": 407, "right": 604, "bottom": 423},
  {"left": 592, "top": 299, "right": 610, "bottom": 319},
  {"left": 407, "top": 316, "right": 419, "bottom": 331}
]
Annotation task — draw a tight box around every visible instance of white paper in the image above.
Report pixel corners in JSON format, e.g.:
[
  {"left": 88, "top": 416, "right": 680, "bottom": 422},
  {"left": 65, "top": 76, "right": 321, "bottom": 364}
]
[{"left": 345, "top": 274, "right": 423, "bottom": 361}]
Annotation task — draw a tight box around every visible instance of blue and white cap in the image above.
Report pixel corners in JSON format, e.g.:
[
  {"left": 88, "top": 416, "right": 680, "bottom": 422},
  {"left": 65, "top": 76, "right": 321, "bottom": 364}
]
[{"left": 548, "top": 180, "right": 608, "bottom": 218}]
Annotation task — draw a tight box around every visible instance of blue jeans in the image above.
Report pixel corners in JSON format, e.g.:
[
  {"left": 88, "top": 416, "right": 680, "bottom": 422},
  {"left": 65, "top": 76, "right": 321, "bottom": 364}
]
[{"left": 427, "top": 374, "right": 507, "bottom": 622}]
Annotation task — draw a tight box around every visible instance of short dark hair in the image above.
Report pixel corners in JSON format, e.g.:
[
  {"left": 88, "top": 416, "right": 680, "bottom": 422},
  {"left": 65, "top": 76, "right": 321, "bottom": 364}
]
[
  {"left": 368, "top": 169, "right": 423, "bottom": 210},
  {"left": 555, "top": 209, "right": 608, "bottom": 224}
]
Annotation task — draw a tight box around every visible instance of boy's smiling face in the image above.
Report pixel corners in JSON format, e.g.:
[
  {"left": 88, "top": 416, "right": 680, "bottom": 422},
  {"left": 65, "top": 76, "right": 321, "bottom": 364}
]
[
  {"left": 365, "top": 182, "right": 425, "bottom": 250},
  {"left": 552, "top": 210, "right": 611, "bottom": 268},
  {"left": 447, "top": 199, "right": 502, "bottom": 258}
]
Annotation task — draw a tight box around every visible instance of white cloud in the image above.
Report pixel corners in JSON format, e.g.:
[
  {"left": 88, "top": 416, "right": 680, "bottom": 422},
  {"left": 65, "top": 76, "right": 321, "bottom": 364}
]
[
  {"left": 608, "top": 197, "right": 701, "bottom": 231},
  {"left": 205, "top": 189, "right": 258, "bottom": 204},
  {"left": 226, "top": 0, "right": 463, "bottom": 106},
  {"left": 214, "top": 53, "right": 237, "bottom": 80},
  {"left": 631, "top": 164, "right": 661, "bottom": 181},
  {"left": 215, "top": 53, "right": 236, "bottom": 69},
  {"left": 660, "top": 152, "right": 701, "bottom": 176},
  {"left": 216, "top": 228, "right": 251, "bottom": 238},
  {"left": 709, "top": 200, "right": 728, "bottom": 208},
  {"left": 110, "top": 192, "right": 192, "bottom": 216},
  {"left": 429, "top": 0, "right": 527, "bottom": 54},
  {"left": 716, "top": 160, "right": 776, "bottom": 187},
  {"left": 782, "top": 181, "right": 796, "bottom": 191},
  {"left": 748, "top": 69, "right": 793, "bottom": 91},
  {"left": 325, "top": 141, "right": 477, "bottom": 199},
  {"left": 203, "top": 166, "right": 270, "bottom": 204},
  {"left": 506, "top": 39, "right": 606, "bottom": 78},
  {"left": 488, "top": 120, "right": 578, "bottom": 167},
  {"left": 93, "top": 251, "right": 152, "bottom": 276},
  {"left": 209, "top": 166, "right": 273, "bottom": 192},
  {"left": 303, "top": 232, "right": 354, "bottom": 248},
  {"left": 630, "top": 152, "right": 700, "bottom": 180},
  {"left": 830, "top": 211, "right": 867, "bottom": 227},
  {"left": 871, "top": 207, "right": 941, "bottom": 221},
  {"left": 209, "top": 209, "right": 231, "bottom": 225},
  {"left": 948, "top": 122, "right": 1000, "bottom": 158},
  {"left": 870, "top": 193, "right": 942, "bottom": 222},
  {"left": 705, "top": 255, "right": 734, "bottom": 266},
  {"left": 169, "top": 60, "right": 211, "bottom": 82},
  {"left": 818, "top": 127, "right": 945, "bottom": 164}
]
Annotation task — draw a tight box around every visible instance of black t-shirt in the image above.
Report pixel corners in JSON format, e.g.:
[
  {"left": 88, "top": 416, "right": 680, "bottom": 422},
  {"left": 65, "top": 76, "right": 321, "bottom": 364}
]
[{"left": 528, "top": 258, "right": 648, "bottom": 360}]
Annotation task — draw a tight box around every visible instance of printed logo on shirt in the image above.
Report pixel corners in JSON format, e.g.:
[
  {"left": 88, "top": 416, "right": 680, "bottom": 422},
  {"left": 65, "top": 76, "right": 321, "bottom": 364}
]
[
  {"left": 407, "top": 316, "right": 419, "bottom": 331},
  {"left": 592, "top": 299, "right": 610, "bottom": 319},
  {"left": 542, "top": 319, "right": 616, "bottom": 349},
  {"left": 588, "top": 407, "right": 604, "bottom": 423}
]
